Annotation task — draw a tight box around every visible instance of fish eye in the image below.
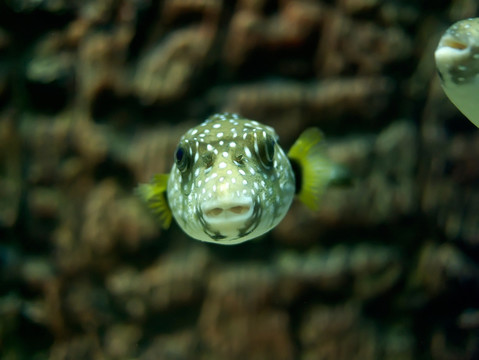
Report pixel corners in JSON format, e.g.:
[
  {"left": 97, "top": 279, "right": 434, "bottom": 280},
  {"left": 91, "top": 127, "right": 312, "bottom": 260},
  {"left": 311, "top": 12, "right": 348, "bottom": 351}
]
[
  {"left": 265, "top": 137, "right": 275, "bottom": 162},
  {"left": 175, "top": 146, "right": 189, "bottom": 172},
  {"left": 258, "top": 136, "right": 275, "bottom": 168}
]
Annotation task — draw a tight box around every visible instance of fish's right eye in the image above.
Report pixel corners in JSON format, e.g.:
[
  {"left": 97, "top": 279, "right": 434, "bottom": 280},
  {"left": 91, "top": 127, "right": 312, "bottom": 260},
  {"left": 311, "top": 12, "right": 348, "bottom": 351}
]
[{"left": 175, "top": 146, "right": 189, "bottom": 172}]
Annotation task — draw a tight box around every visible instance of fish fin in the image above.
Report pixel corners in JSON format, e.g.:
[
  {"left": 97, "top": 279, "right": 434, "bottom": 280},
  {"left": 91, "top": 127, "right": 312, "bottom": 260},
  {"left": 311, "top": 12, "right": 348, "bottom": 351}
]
[
  {"left": 136, "top": 174, "right": 172, "bottom": 229},
  {"left": 287, "top": 128, "right": 337, "bottom": 211}
]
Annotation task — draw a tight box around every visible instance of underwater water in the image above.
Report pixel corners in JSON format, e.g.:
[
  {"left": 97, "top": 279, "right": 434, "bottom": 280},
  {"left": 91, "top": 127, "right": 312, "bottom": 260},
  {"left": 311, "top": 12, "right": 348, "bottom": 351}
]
[{"left": 0, "top": 0, "right": 478, "bottom": 359}]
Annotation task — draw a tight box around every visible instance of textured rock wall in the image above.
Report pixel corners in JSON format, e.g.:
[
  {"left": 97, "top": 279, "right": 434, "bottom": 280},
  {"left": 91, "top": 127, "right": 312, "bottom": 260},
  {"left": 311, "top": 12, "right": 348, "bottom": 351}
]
[{"left": 0, "top": 0, "right": 478, "bottom": 359}]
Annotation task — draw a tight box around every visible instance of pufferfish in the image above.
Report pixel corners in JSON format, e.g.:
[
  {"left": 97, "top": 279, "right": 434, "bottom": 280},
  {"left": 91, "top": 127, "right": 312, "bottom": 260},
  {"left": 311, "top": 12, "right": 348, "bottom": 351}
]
[
  {"left": 435, "top": 17, "right": 479, "bottom": 128},
  {"left": 137, "top": 113, "right": 347, "bottom": 245}
]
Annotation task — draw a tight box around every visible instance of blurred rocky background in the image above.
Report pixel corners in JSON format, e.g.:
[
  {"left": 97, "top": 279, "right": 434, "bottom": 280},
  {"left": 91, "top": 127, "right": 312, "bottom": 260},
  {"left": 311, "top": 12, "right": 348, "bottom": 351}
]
[{"left": 0, "top": 0, "right": 478, "bottom": 359}]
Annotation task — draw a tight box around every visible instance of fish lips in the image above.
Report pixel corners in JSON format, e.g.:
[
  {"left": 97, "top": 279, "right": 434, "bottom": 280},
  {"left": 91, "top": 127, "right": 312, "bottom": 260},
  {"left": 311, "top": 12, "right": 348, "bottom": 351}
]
[{"left": 196, "top": 199, "right": 262, "bottom": 243}]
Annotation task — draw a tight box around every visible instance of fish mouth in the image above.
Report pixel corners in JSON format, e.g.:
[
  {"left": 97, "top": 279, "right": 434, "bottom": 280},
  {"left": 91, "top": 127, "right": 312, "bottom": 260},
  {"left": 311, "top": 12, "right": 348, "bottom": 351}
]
[
  {"left": 436, "top": 34, "right": 470, "bottom": 64},
  {"left": 441, "top": 36, "right": 468, "bottom": 51},
  {"left": 435, "top": 32, "right": 479, "bottom": 85},
  {"left": 197, "top": 199, "right": 261, "bottom": 242},
  {"left": 202, "top": 200, "right": 254, "bottom": 223}
]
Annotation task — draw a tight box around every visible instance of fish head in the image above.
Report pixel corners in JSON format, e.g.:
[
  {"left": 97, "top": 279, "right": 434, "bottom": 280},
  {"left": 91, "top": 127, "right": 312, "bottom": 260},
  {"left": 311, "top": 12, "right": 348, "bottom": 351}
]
[
  {"left": 435, "top": 18, "right": 479, "bottom": 127},
  {"left": 167, "top": 113, "right": 295, "bottom": 244},
  {"left": 435, "top": 18, "right": 479, "bottom": 85}
]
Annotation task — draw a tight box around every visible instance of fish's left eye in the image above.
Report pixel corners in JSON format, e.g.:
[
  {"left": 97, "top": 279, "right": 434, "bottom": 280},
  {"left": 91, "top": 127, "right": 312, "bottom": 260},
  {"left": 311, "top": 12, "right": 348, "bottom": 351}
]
[
  {"left": 175, "top": 146, "right": 190, "bottom": 172},
  {"left": 258, "top": 136, "right": 275, "bottom": 168}
]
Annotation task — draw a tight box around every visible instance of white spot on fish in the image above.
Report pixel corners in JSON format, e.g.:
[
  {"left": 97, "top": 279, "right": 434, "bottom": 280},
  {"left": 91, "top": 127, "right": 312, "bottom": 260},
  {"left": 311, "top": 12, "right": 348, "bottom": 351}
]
[{"left": 219, "top": 162, "right": 227, "bottom": 169}]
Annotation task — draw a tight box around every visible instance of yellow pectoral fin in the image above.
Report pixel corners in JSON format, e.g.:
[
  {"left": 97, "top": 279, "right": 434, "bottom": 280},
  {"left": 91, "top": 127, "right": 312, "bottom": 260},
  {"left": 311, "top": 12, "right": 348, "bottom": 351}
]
[
  {"left": 136, "top": 174, "right": 172, "bottom": 229},
  {"left": 288, "top": 128, "right": 335, "bottom": 211}
]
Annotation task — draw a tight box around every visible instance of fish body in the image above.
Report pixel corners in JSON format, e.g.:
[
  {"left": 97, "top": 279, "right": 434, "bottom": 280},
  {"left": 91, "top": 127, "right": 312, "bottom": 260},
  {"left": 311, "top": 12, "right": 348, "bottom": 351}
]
[
  {"left": 137, "top": 113, "right": 346, "bottom": 245},
  {"left": 435, "top": 17, "right": 479, "bottom": 128}
]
